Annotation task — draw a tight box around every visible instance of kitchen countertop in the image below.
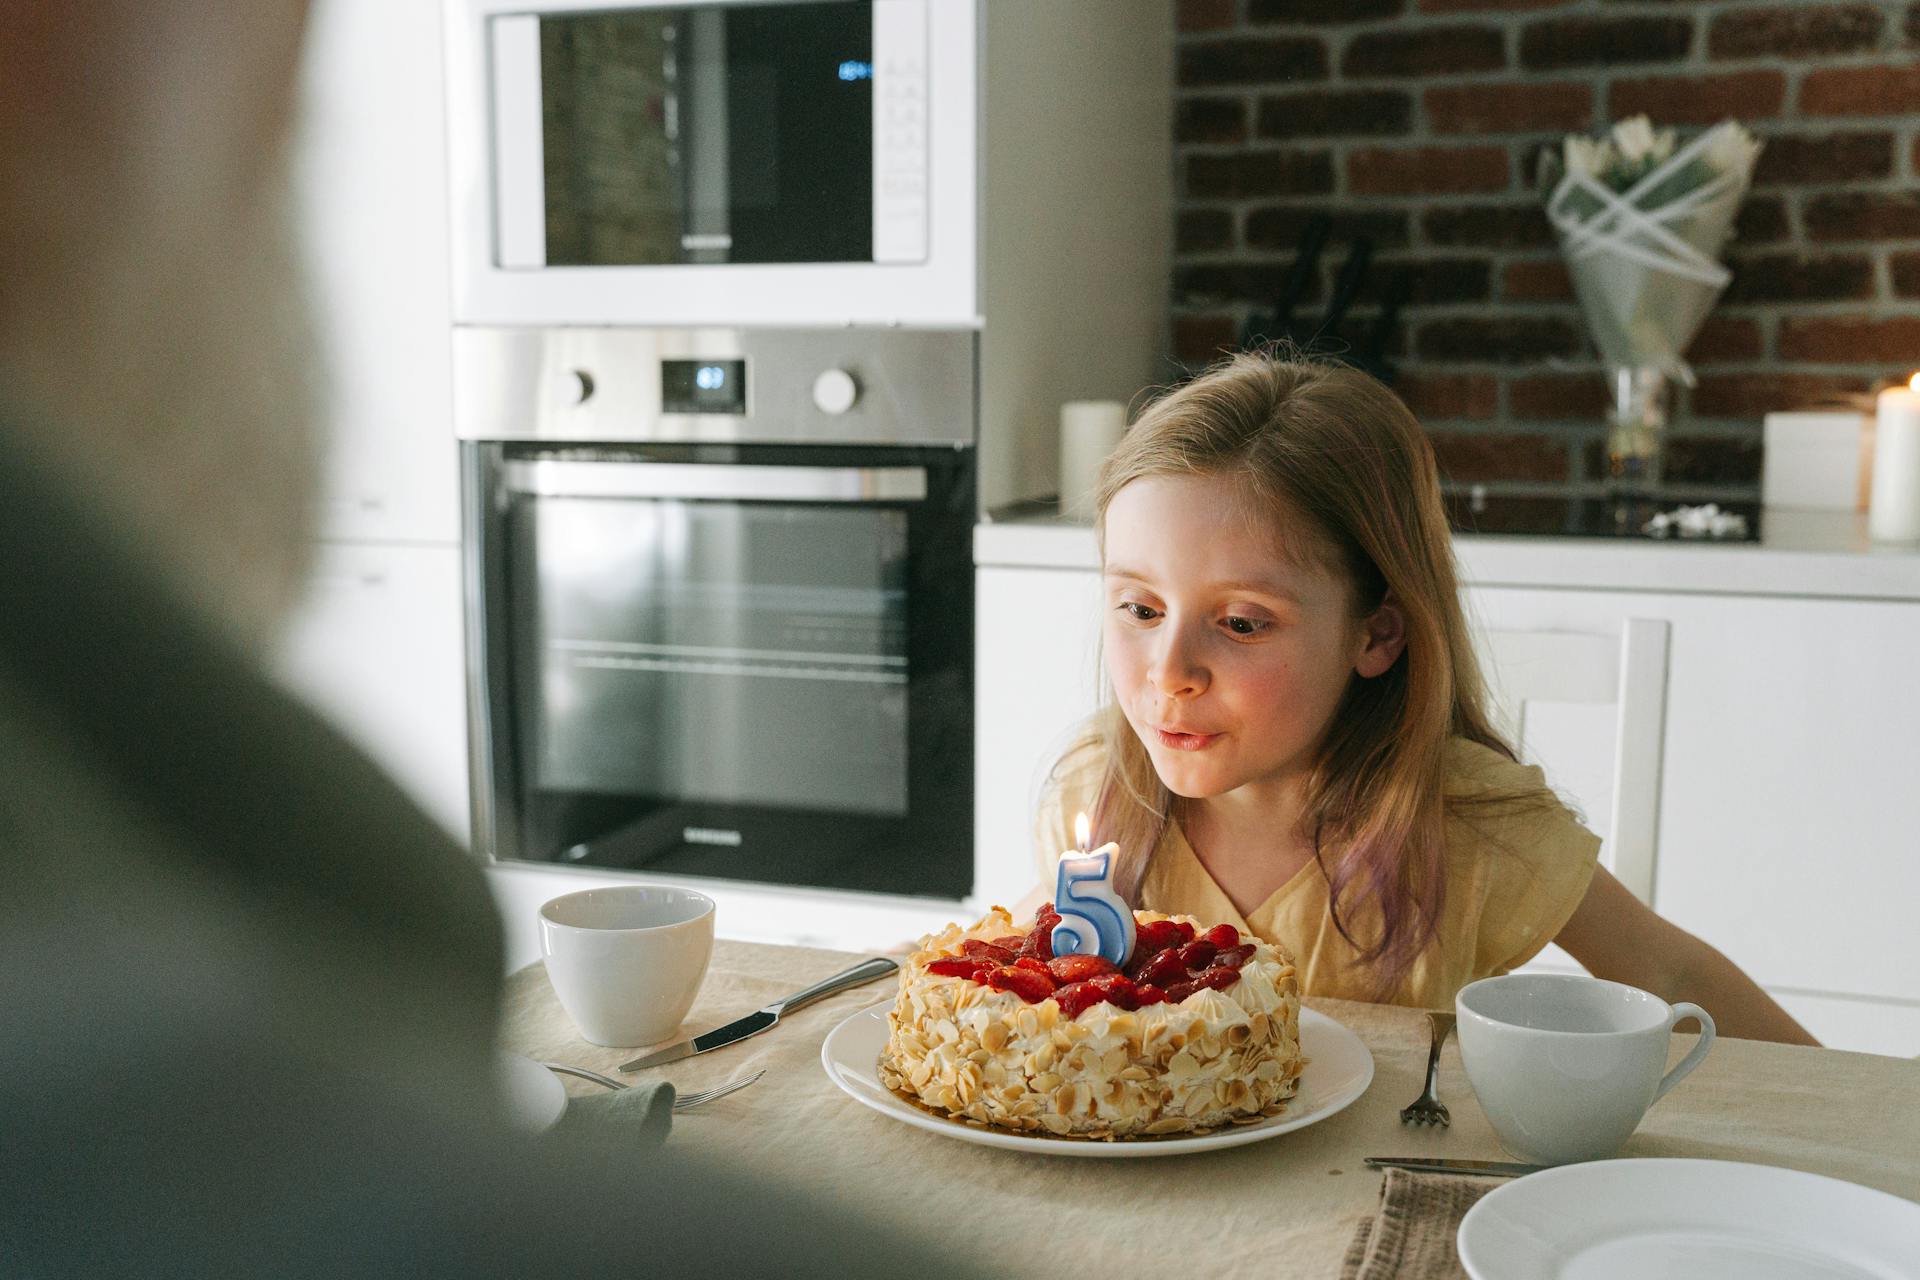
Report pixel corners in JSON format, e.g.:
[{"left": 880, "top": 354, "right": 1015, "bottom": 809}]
[{"left": 975, "top": 507, "right": 1920, "bottom": 603}]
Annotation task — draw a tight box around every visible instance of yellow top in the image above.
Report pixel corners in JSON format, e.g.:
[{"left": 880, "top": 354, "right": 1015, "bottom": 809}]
[{"left": 1035, "top": 739, "right": 1601, "bottom": 1010}]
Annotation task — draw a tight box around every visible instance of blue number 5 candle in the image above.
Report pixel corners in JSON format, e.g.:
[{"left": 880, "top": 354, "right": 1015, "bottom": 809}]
[{"left": 1051, "top": 813, "right": 1136, "bottom": 966}]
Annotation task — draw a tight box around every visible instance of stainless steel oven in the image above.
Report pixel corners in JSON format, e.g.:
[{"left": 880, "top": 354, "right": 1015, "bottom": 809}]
[{"left": 457, "top": 327, "right": 973, "bottom": 899}]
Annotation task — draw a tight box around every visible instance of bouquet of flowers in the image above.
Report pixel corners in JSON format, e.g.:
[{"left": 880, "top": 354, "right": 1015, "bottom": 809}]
[{"left": 1538, "top": 116, "right": 1763, "bottom": 487}]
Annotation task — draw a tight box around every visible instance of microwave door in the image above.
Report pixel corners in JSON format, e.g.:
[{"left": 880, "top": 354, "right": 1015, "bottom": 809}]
[{"left": 506, "top": 2, "right": 880, "bottom": 269}]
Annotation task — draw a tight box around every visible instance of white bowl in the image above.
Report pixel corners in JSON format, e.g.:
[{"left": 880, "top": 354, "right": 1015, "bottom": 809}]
[{"left": 539, "top": 886, "right": 716, "bottom": 1048}]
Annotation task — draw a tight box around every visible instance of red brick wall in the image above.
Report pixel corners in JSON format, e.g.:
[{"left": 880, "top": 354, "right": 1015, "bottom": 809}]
[{"left": 1171, "top": 0, "right": 1920, "bottom": 498}]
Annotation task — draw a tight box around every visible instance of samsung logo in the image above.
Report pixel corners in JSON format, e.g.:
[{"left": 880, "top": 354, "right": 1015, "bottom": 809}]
[{"left": 683, "top": 826, "right": 743, "bottom": 848}]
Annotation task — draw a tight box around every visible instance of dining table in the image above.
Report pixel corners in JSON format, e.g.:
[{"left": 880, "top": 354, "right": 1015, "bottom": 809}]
[{"left": 500, "top": 939, "right": 1920, "bottom": 1273}]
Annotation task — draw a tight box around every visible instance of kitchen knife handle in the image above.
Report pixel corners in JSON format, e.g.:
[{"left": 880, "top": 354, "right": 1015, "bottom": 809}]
[{"left": 770, "top": 957, "right": 899, "bottom": 1015}]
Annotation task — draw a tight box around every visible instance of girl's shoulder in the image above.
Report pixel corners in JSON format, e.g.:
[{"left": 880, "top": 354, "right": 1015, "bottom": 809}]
[
  {"left": 1442, "top": 735, "right": 1552, "bottom": 800},
  {"left": 1033, "top": 738, "right": 1106, "bottom": 876},
  {"left": 1438, "top": 738, "right": 1602, "bottom": 978},
  {"left": 1040, "top": 737, "right": 1106, "bottom": 818},
  {"left": 1441, "top": 736, "right": 1600, "bottom": 873}
]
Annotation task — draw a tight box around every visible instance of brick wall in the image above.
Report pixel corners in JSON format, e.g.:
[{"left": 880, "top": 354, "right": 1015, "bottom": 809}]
[{"left": 1170, "top": 0, "right": 1920, "bottom": 501}]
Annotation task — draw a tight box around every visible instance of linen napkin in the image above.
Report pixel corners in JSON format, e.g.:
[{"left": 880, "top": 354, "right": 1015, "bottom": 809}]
[
  {"left": 1340, "top": 1169, "right": 1495, "bottom": 1280},
  {"left": 551, "top": 1079, "right": 675, "bottom": 1149}
]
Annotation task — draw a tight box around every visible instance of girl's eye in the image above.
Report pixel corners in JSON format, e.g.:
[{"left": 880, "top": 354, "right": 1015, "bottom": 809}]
[
  {"left": 1118, "top": 602, "right": 1160, "bottom": 622},
  {"left": 1223, "top": 615, "right": 1271, "bottom": 637}
]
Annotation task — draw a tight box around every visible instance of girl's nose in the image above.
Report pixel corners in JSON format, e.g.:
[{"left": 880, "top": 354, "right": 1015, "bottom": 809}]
[{"left": 1147, "top": 625, "right": 1208, "bottom": 700}]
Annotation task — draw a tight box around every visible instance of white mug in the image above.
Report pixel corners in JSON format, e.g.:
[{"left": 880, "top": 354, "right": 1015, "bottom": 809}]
[
  {"left": 539, "top": 886, "right": 716, "bottom": 1047},
  {"left": 1456, "top": 973, "right": 1715, "bottom": 1166}
]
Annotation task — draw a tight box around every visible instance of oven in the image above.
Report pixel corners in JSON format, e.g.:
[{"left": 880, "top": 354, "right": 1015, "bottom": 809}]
[
  {"left": 458, "top": 327, "right": 974, "bottom": 900},
  {"left": 443, "top": 0, "right": 976, "bottom": 327}
]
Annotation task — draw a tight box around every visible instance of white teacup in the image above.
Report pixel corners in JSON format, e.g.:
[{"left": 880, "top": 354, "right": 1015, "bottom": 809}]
[
  {"left": 1456, "top": 973, "right": 1715, "bottom": 1166},
  {"left": 539, "top": 886, "right": 716, "bottom": 1048}
]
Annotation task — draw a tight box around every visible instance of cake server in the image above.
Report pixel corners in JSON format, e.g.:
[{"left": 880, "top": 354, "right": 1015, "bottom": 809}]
[{"left": 618, "top": 956, "right": 899, "bottom": 1072}]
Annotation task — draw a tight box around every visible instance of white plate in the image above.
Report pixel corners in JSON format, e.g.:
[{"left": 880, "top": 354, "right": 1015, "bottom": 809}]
[
  {"left": 1458, "top": 1158, "right": 1920, "bottom": 1279},
  {"left": 819, "top": 1003, "right": 1372, "bottom": 1158},
  {"left": 497, "top": 1051, "right": 568, "bottom": 1133}
]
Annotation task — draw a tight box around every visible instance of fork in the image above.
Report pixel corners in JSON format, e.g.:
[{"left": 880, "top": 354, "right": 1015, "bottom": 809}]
[
  {"left": 542, "top": 1062, "right": 766, "bottom": 1111},
  {"left": 1399, "top": 1011, "right": 1456, "bottom": 1127}
]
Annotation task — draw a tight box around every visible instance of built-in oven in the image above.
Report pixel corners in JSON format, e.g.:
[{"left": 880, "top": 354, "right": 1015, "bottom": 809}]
[
  {"left": 457, "top": 327, "right": 974, "bottom": 900},
  {"left": 443, "top": 0, "right": 976, "bottom": 327}
]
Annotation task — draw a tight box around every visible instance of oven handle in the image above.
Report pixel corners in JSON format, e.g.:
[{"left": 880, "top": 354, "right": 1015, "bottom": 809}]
[{"left": 499, "top": 460, "right": 928, "bottom": 503}]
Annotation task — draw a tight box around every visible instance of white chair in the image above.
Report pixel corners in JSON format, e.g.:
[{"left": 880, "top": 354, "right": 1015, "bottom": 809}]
[{"left": 1479, "top": 618, "right": 1671, "bottom": 907}]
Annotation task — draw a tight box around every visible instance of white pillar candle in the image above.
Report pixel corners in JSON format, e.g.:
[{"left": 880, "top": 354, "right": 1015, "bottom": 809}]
[
  {"left": 1871, "top": 375, "right": 1920, "bottom": 543},
  {"left": 1058, "top": 400, "right": 1128, "bottom": 520}
]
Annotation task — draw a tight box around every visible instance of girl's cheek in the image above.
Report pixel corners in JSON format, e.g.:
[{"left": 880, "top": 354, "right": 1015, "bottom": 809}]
[
  {"left": 1103, "top": 632, "right": 1145, "bottom": 695},
  {"left": 1231, "top": 650, "right": 1307, "bottom": 707}
]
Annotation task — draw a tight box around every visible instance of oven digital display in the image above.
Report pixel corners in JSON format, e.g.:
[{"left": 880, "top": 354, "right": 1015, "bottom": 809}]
[{"left": 661, "top": 359, "right": 747, "bottom": 414}]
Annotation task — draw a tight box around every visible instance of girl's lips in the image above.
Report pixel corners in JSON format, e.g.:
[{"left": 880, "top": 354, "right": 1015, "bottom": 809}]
[{"left": 1154, "top": 727, "right": 1219, "bottom": 751}]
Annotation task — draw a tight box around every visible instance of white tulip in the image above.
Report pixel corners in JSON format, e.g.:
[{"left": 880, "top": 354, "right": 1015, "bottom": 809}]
[
  {"left": 1700, "top": 120, "right": 1762, "bottom": 181},
  {"left": 1611, "top": 115, "right": 1662, "bottom": 163},
  {"left": 1565, "top": 134, "right": 1613, "bottom": 179}
]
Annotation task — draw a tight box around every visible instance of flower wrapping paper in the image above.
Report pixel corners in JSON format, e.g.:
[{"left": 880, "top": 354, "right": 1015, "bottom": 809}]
[{"left": 1542, "top": 117, "right": 1762, "bottom": 384}]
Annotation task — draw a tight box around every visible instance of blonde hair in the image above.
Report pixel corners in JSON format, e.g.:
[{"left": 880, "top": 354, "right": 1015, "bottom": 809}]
[{"left": 1066, "top": 351, "right": 1513, "bottom": 997}]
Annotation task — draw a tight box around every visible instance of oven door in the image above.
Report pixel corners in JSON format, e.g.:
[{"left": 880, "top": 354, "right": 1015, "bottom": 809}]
[
  {"left": 465, "top": 442, "right": 972, "bottom": 900},
  {"left": 444, "top": 0, "right": 976, "bottom": 327}
]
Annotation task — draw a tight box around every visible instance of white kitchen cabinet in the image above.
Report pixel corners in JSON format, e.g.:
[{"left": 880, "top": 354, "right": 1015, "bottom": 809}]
[
  {"left": 1769, "top": 991, "right": 1920, "bottom": 1060},
  {"left": 280, "top": 0, "right": 470, "bottom": 842},
  {"left": 973, "top": 566, "right": 1106, "bottom": 908},
  {"left": 293, "top": 0, "right": 459, "bottom": 545},
  {"left": 274, "top": 543, "right": 470, "bottom": 843}
]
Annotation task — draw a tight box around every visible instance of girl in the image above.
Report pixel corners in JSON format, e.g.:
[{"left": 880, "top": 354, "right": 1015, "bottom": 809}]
[{"left": 1021, "top": 353, "right": 1814, "bottom": 1044}]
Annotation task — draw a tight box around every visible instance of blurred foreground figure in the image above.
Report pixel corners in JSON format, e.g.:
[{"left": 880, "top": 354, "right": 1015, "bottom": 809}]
[{"left": 0, "top": 4, "right": 969, "bottom": 1273}]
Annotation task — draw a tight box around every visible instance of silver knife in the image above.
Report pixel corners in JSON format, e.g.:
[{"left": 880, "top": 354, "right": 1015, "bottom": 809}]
[
  {"left": 1364, "top": 1156, "right": 1545, "bottom": 1178},
  {"left": 619, "top": 956, "right": 899, "bottom": 1072}
]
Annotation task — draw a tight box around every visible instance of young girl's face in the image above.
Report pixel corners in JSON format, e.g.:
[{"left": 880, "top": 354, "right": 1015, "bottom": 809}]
[{"left": 1101, "top": 473, "right": 1391, "bottom": 805}]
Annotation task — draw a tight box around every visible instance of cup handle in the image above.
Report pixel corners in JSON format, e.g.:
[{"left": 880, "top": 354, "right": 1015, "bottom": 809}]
[{"left": 1652, "top": 1001, "right": 1716, "bottom": 1104}]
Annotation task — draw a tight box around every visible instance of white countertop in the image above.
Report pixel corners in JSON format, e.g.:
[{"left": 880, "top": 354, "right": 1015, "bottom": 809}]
[{"left": 975, "top": 509, "right": 1920, "bottom": 602}]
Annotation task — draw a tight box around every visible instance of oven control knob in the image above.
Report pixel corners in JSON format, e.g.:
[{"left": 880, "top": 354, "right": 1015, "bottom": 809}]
[
  {"left": 569, "top": 370, "right": 596, "bottom": 405},
  {"left": 812, "top": 368, "right": 860, "bottom": 415}
]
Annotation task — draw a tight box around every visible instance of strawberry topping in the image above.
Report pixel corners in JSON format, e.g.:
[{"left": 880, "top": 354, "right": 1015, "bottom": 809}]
[
  {"left": 961, "top": 938, "right": 1016, "bottom": 965},
  {"left": 986, "top": 964, "right": 1057, "bottom": 1003},
  {"left": 926, "top": 914, "right": 1250, "bottom": 1014},
  {"left": 1048, "top": 953, "right": 1120, "bottom": 984}
]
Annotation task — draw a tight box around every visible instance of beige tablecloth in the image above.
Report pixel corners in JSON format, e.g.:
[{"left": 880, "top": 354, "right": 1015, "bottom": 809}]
[{"left": 502, "top": 941, "right": 1920, "bottom": 1273}]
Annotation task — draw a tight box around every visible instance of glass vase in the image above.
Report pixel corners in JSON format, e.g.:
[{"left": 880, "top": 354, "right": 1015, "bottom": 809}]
[{"left": 1606, "top": 365, "right": 1669, "bottom": 497}]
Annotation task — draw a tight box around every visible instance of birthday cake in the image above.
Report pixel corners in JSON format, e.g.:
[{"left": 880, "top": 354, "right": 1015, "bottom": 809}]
[{"left": 879, "top": 904, "right": 1304, "bottom": 1139}]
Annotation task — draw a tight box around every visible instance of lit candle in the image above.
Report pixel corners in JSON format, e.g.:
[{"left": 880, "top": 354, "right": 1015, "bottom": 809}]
[
  {"left": 1050, "top": 812, "right": 1136, "bottom": 966},
  {"left": 1872, "top": 374, "right": 1920, "bottom": 542}
]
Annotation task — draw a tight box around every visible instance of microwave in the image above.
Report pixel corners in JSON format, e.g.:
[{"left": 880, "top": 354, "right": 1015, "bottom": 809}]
[{"left": 444, "top": 0, "right": 977, "bottom": 327}]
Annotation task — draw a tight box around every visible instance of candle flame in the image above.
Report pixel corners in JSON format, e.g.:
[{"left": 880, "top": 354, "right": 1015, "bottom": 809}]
[
  {"left": 1909, "top": 372, "right": 1919, "bottom": 393},
  {"left": 1073, "top": 812, "right": 1090, "bottom": 851}
]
